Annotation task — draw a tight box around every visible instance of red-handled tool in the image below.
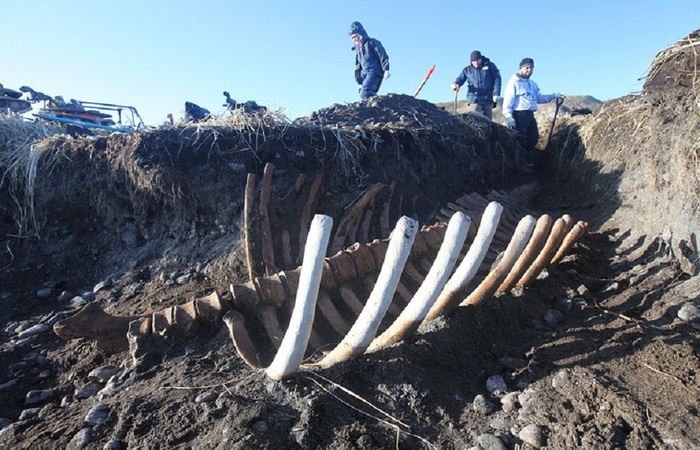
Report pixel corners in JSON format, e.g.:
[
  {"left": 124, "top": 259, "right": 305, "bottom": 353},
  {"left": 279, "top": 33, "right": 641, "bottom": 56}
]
[{"left": 413, "top": 64, "right": 435, "bottom": 98}]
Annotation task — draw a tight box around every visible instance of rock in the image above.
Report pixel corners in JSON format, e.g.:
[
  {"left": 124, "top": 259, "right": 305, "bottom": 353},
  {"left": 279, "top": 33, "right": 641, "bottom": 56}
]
[
  {"left": 57, "top": 291, "right": 73, "bottom": 302},
  {"left": 543, "top": 309, "right": 564, "bottom": 326},
  {"left": 93, "top": 280, "right": 111, "bottom": 293},
  {"left": 678, "top": 303, "right": 700, "bottom": 321},
  {"left": 519, "top": 424, "right": 546, "bottom": 448},
  {"left": 75, "top": 381, "right": 103, "bottom": 400},
  {"left": 489, "top": 415, "right": 513, "bottom": 431},
  {"left": 195, "top": 392, "right": 217, "bottom": 403},
  {"left": 18, "top": 408, "right": 40, "bottom": 421},
  {"left": 252, "top": 420, "right": 268, "bottom": 432},
  {"left": 477, "top": 433, "right": 507, "bottom": 450},
  {"left": 37, "top": 288, "right": 52, "bottom": 298},
  {"left": 0, "top": 379, "right": 18, "bottom": 391},
  {"left": 69, "top": 296, "right": 88, "bottom": 307},
  {"left": 501, "top": 392, "right": 520, "bottom": 413},
  {"left": 472, "top": 394, "right": 495, "bottom": 414},
  {"left": 486, "top": 375, "right": 507, "bottom": 394},
  {"left": 68, "top": 427, "right": 92, "bottom": 449},
  {"left": 552, "top": 369, "right": 569, "bottom": 389},
  {"left": 25, "top": 389, "right": 54, "bottom": 405},
  {"left": 17, "top": 323, "right": 50, "bottom": 339},
  {"left": 88, "top": 365, "right": 121, "bottom": 384},
  {"left": 85, "top": 403, "right": 109, "bottom": 426}
]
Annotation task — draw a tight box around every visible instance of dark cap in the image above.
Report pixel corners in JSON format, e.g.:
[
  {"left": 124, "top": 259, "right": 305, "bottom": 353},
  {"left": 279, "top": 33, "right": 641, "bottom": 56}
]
[
  {"left": 519, "top": 57, "right": 534, "bottom": 68},
  {"left": 349, "top": 21, "right": 367, "bottom": 37},
  {"left": 470, "top": 50, "right": 482, "bottom": 61}
]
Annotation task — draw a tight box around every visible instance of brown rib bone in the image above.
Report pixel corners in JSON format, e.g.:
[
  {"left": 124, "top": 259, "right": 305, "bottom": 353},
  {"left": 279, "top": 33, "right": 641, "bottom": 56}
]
[
  {"left": 329, "top": 183, "right": 385, "bottom": 254},
  {"left": 260, "top": 163, "right": 276, "bottom": 276},
  {"left": 244, "top": 173, "right": 257, "bottom": 281},
  {"left": 551, "top": 221, "right": 589, "bottom": 265},
  {"left": 516, "top": 217, "right": 569, "bottom": 287},
  {"left": 497, "top": 214, "right": 553, "bottom": 293}
]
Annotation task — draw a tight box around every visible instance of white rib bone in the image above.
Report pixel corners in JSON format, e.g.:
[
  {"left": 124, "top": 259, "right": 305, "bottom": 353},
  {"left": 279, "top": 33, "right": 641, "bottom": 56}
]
[
  {"left": 316, "top": 216, "right": 418, "bottom": 368},
  {"left": 368, "top": 211, "right": 470, "bottom": 352},
  {"left": 424, "top": 201, "right": 503, "bottom": 322},
  {"left": 266, "top": 214, "right": 333, "bottom": 380}
]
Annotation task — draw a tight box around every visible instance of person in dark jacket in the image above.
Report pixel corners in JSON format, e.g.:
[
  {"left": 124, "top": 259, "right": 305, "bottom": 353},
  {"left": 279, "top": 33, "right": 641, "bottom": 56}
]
[
  {"left": 349, "top": 21, "right": 390, "bottom": 100},
  {"left": 451, "top": 50, "right": 501, "bottom": 120}
]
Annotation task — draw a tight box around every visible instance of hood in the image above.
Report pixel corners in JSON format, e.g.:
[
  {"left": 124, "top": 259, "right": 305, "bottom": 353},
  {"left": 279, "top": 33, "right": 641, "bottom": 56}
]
[{"left": 349, "top": 21, "right": 368, "bottom": 38}]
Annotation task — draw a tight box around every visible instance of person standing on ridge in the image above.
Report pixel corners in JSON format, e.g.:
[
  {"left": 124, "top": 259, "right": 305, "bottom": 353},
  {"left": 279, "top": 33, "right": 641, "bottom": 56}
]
[
  {"left": 502, "top": 57, "right": 562, "bottom": 168},
  {"left": 451, "top": 50, "right": 501, "bottom": 120},
  {"left": 349, "top": 21, "right": 390, "bottom": 100}
]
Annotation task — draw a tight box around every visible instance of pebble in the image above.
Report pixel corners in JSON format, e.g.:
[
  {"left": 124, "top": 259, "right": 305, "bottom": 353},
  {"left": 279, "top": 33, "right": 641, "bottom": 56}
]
[
  {"left": 489, "top": 415, "right": 512, "bottom": 431},
  {"left": 499, "top": 356, "right": 527, "bottom": 370},
  {"left": 88, "top": 366, "right": 121, "bottom": 384},
  {"left": 519, "top": 423, "right": 546, "bottom": 448},
  {"left": 103, "top": 440, "right": 124, "bottom": 449},
  {"left": 552, "top": 369, "right": 570, "bottom": 389},
  {"left": 486, "top": 375, "right": 507, "bottom": 394},
  {"left": 195, "top": 392, "right": 217, "bottom": 403},
  {"left": 678, "top": 303, "right": 700, "bottom": 321},
  {"left": 69, "top": 296, "right": 88, "bottom": 307},
  {"left": 501, "top": 392, "right": 520, "bottom": 413},
  {"left": 4, "top": 321, "right": 19, "bottom": 334},
  {"left": 75, "top": 381, "right": 104, "bottom": 400},
  {"left": 68, "top": 427, "right": 92, "bottom": 449},
  {"left": 57, "top": 291, "right": 73, "bottom": 302},
  {"left": 25, "top": 389, "right": 55, "bottom": 406},
  {"left": 85, "top": 403, "right": 109, "bottom": 426},
  {"left": 252, "top": 420, "right": 268, "bottom": 432},
  {"left": 93, "top": 279, "right": 112, "bottom": 293},
  {"left": 477, "top": 433, "right": 507, "bottom": 450},
  {"left": 19, "top": 408, "right": 40, "bottom": 421},
  {"left": 17, "top": 323, "right": 50, "bottom": 339},
  {"left": 543, "top": 309, "right": 564, "bottom": 326},
  {"left": 472, "top": 394, "right": 495, "bottom": 414},
  {"left": 556, "top": 298, "right": 574, "bottom": 313},
  {"left": 37, "top": 288, "right": 53, "bottom": 298},
  {"left": 0, "top": 379, "right": 18, "bottom": 391}
]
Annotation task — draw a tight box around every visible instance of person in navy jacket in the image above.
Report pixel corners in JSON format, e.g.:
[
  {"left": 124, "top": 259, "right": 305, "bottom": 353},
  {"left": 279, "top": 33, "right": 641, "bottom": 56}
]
[
  {"left": 349, "top": 21, "right": 390, "bottom": 100},
  {"left": 451, "top": 50, "right": 502, "bottom": 120}
]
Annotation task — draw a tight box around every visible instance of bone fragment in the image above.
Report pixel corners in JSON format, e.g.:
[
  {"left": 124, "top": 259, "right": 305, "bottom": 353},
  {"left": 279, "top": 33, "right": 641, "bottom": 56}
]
[
  {"left": 425, "top": 201, "right": 503, "bottom": 321},
  {"left": 266, "top": 214, "right": 332, "bottom": 380},
  {"left": 53, "top": 303, "right": 148, "bottom": 354},
  {"left": 461, "top": 214, "right": 537, "bottom": 306},
  {"left": 260, "top": 163, "right": 276, "bottom": 276},
  {"left": 317, "top": 216, "right": 418, "bottom": 368},
  {"left": 329, "top": 183, "right": 384, "bottom": 254},
  {"left": 369, "top": 211, "right": 470, "bottom": 351},
  {"left": 244, "top": 172, "right": 257, "bottom": 281}
]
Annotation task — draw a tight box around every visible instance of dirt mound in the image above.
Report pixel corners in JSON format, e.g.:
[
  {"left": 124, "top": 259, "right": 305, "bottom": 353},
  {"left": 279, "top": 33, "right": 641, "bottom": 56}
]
[{"left": 0, "top": 32, "right": 699, "bottom": 450}]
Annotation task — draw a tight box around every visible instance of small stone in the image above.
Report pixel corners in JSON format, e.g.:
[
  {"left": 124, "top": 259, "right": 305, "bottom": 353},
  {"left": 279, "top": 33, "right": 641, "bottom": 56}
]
[
  {"left": 519, "top": 424, "right": 546, "bottom": 448},
  {"left": 37, "top": 288, "right": 53, "bottom": 298},
  {"left": 499, "top": 356, "right": 527, "bottom": 370},
  {"left": 103, "top": 440, "right": 124, "bottom": 450},
  {"left": 17, "top": 323, "right": 50, "bottom": 339},
  {"left": 25, "top": 389, "right": 54, "bottom": 406},
  {"left": 85, "top": 403, "right": 109, "bottom": 426},
  {"left": 556, "top": 298, "right": 573, "bottom": 313},
  {"left": 176, "top": 274, "right": 192, "bottom": 285},
  {"left": 552, "top": 369, "right": 569, "bottom": 389},
  {"left": 252, "top": 420, "right": 268, "bottom": 432},
  {"left": 68, "top": 427, "right": 92, "bottom": 449},
  {"left": 477, "top": 433, "right": 507, "bottom": 450},
  {"left": 543, "top": 309, "right": 564, "bottom": 327},
  {"left": 75, "top": 381, "right": 103, "bottom": 400},
  {"left": 489, "top": 415, "right": 512, "bottom": 431},
  {"left": 88, "top": 366, "right": 121, "bottom": 384},
  {"left": 486, "top": 375, "right": 507, "bottom": 394},
  {"left": 93, "top": 280, "right": 111, "bottom": 293},
  {"left": 57, "top": 291, "right": 73, "bottom": 302},
  {"left": 69, "top": 296, "right": 87, "bottom": 307},
  {"left": 501, "top": 392, "right": 520, "bottom": 413},
  {"left": 195, "top": 392, "right": 217, "bottom": 403},
  {"left": 678, "top": 303, "right": 700, "bottom": 321},
  {"left": 472, "top": 394, "right": 495, "bottom": 414},
  {"left": 19, "top": 408, "right": 40, "bottom": 421}
]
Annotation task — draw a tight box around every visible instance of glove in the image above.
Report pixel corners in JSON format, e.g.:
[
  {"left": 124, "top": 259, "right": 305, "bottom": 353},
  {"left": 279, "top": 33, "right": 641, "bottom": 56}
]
[
  {"left": 506, "top": 117, "right": 516, "bottom": 128},
  {"left": 451, "top": 83, "right": 460, "bottom": 92},
  {"left": 492, "top": 95, "right": 498, "bottom": 108},
  {"left": 383, "top": 71, "right": 391, "bottom": 80}
]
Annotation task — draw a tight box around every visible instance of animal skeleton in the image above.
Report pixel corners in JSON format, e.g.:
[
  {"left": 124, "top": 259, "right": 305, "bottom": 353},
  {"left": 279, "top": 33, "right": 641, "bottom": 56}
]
[{"left": 54, "top": 164, "right": 588, "bottom": 380}]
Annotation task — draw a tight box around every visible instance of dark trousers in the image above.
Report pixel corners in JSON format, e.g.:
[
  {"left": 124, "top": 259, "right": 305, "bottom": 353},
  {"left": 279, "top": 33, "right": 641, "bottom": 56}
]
[
  {"left": 512, "top": 110, "right": 539, "bottom": 152},
  {"left": 360, "top": 72, "right": 383, "bottom": 100}
]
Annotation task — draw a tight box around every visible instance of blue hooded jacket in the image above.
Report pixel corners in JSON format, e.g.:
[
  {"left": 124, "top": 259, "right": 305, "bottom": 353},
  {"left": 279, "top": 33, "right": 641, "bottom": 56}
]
[
  {"left": 349, "top": 21, "right": 390, "bottom": 85},
  {"left": 453, "top": 56, "right": 502, "bottom": 105}
]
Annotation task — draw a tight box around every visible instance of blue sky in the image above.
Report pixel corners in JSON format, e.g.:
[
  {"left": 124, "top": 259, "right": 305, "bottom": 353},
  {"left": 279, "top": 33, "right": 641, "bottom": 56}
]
[{"left": 3, "top": 1, "right": 699, "bottom": 126}]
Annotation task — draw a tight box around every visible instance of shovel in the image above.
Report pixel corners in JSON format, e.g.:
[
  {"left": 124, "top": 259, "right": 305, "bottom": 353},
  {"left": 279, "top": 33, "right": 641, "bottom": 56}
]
[
  {"left": 544, "top": 96, "right": 565, "bottom": 151},
  {"left": 413, "top": 64, "right": 436, "bottom": 98},
  {"left": 453, "top": 89, "right": 458, "bottom": 114}
]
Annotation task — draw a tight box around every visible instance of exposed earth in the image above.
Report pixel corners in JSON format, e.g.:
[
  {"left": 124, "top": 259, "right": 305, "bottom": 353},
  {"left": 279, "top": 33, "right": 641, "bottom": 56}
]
[{"left": 0, "top": 31, "right": 698, "bottom": 450}]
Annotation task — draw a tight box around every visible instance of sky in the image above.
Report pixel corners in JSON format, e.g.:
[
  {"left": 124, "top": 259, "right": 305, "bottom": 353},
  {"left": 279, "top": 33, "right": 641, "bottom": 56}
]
[{"left": 3, "top": 1, "right": 699, "bottom": 126}]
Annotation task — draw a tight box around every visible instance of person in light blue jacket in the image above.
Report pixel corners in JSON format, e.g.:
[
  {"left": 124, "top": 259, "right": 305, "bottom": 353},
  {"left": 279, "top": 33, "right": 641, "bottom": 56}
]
[
  {"left": 349, "top": 21, "right": 390, "bottom": 100},
  {"left": 502, "top": 57, "right": 561, "bottom": 154}
]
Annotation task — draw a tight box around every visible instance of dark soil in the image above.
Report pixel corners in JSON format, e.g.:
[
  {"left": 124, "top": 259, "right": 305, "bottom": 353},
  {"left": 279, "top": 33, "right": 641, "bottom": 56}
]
[{"left": 0, "top": 31, "right": 698, "bottom": 450}]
